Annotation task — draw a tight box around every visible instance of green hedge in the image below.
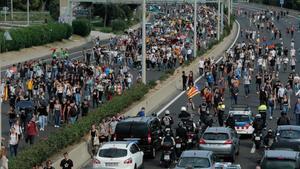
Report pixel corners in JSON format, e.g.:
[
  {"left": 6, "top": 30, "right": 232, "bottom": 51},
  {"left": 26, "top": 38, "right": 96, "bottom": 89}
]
[
  {"left": 111, "top": 19, "right": 127, "bottom": 32},
  {"left": 0, "top": 23, "right": 72, "bottom": 53},
  {"left": 72, "top": 19, "right": 92, "bottom": 37},
  {"left": 9, "top": 84, "right": 150, "bottom": 169}
]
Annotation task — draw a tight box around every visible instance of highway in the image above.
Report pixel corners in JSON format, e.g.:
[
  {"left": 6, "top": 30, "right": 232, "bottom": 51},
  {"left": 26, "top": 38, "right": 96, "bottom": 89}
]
[{"left": 84, "top": 3, "right": 300, "bottom": 169}]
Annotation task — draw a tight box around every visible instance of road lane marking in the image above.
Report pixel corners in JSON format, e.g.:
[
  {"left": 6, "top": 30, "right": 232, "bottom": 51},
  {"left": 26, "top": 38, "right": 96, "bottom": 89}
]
[
  {"left": 156, "top": 20, "right": 241, "bottom": 116},
  {"left": 250, "top": 143, "right": 256, "bottom": 153}
]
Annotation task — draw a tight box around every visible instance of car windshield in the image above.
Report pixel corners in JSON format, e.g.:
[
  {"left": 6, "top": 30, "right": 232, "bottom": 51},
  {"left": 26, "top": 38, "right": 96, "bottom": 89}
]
[
  {"left": 178, "top": 157, "right": 210, "bottom": 168},
  {"left": 279, "top": 130, "right": 300, "bottom": 139},
  {"left": 261, "top": 158, "right": 297, "bottom": 169},
  {"left": 99, "top": 148, "right": 127, "bottom": 158},
  {"left": 233, "top": 115, "right": 250, "bottom": 122},
  {"left": 203, "top": 133, "right": 229, "bottom": 140}
]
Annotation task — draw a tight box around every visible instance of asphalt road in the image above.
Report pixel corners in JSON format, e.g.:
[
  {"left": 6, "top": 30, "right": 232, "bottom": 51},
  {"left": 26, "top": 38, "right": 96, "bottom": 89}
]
[
  {"left": 84, "top": 3, "right": 300, "bottom": 169},
  {"left": 141, "top": 4, "right": 300, "bottom": 169}
]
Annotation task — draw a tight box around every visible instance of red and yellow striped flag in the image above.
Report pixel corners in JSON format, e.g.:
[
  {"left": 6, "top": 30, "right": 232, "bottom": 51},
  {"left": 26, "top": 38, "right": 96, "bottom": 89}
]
[{"left": 186, "top": 86, "right": 200, "bottom": 99}]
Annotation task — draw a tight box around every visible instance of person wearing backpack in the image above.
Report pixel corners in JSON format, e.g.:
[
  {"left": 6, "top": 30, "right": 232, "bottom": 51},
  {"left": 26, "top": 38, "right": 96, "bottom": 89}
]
[
  {"left": 277, "top": 112, "right": 290, "bottom": 126},
  {"left": 161, "top": 110, "right": 173, "bottom": 128}
]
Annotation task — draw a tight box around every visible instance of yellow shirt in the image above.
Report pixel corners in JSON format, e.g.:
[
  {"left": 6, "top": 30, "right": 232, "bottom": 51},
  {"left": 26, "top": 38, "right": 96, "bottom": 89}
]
[{"left": 27, "top": 80, "right": 33, "bottom": 90}]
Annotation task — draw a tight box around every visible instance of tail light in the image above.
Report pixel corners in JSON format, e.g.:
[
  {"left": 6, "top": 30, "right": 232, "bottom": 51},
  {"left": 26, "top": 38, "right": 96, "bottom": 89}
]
[
  {"left": 224, "top": 140, "right": 233, "bottom": 144},
  {"left": 124, "top": 158, "right": 133, "bottom": 164},
  {"left": 93, "top": 159, "right": 101, "bottom": 164},
  {"left": 199, "top": 138, "right": 206, "bottom": 144},
  {"left": 147, "top": 131, "right": 152, "bottom": 144}
]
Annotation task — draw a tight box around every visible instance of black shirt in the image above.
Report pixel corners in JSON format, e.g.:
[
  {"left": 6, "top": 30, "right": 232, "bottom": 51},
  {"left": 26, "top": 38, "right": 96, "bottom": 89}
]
[{"left": 60, "top": 159, "right": 73, "bottom": 169}]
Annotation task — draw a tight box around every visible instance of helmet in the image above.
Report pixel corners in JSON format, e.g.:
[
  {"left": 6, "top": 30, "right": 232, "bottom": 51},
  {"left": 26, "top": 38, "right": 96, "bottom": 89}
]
[
  {"left": 268, "top": 129, "right": 273, "bottom": 133},
  {"left": 165, "top": 128, "right": 171, "bottom": 135},
  {"left": 256, "top": 114, "right": 261, "bottom": 118},
  {"left": 181, "top": 106, "right": 187, "bottom": 112},
  {"left": 165, "top": 110, "right": 170, "bottom": 116}
]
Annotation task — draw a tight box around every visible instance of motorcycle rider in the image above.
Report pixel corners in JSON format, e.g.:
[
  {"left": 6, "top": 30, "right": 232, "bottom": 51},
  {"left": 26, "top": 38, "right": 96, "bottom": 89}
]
[
  {"left": 161, "top": 110, "right": 174, "bottom": 128},
  {"left": 176, "top": 122, "right": 188, "bottom": 141},
  {"left": 225, "top": 113, "right": 235, "bottom": 129},
  {"left": 277, "top": 111, "right": 290, "bottom": 126},
  {"left": 160, "top": 128, "right": 176, "bottom": 163},
  {"left": 178, "top": 106, "right": 191, "bottom": 119},
  {"left": 217, "top": 101, "right": 226, "bottom": 126},
  {"left": 263, "top": 129, "right": 274, "bottom": 148},
  {"left": 253, "top": 114, "right": 264, "bottom": 132},
  {"left": 258, "top": 102, "right": 268, "bottom": 128}
]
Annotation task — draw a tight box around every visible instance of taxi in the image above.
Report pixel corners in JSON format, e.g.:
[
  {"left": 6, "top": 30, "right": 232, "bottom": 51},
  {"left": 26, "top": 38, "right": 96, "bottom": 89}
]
[{"left": 228, "top": 105, "right": 254, "bottom": 135}]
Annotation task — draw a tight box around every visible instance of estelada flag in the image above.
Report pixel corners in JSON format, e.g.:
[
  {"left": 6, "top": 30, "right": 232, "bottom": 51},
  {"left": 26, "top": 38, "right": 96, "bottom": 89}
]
[{"left": 187, "top": 86, "right": 200, "bottom": 99}]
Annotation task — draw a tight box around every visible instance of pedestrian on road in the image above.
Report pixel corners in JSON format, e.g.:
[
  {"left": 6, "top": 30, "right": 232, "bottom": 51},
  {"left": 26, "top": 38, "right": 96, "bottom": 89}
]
[
  {"left": 294, "top": 98, "right": 300, "bottom": 125},
  {"left": 182, "top": 71, "right": 187, "bottom": 90},
  {"left": 25, "top": 116, "right": 38, "bottom": 145},
  {"left": 217, "top": 102, "right": 225, "bottom": 127},
  {"left": 230, "top": 82, "right": 239, "bottom": 105},
  {"left": 225, "top": 113, "right": 235, "bottom": 130},
  {"left": 243, "top": 73, "right": 251, "bottom": 98},
  {"left": 267, "top": 95, "right": 275, "bottom": 120},
  {"left": 9, "top": 126, "right": 19, "bottom": 157},
  {"left": 60, "top": 152, "right": 73, "bottom": 169},
  {"left": 277, "top": 112, "right": 290, "bottom": 126}
]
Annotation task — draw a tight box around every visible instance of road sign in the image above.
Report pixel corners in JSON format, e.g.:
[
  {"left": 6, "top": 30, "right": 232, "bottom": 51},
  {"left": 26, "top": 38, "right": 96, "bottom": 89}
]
[
  {"left": 4, "top": 31, "right": 12, "bottom": 41},
  {"left": 280, "top": 0, "right": 284, "bottom": 5}
]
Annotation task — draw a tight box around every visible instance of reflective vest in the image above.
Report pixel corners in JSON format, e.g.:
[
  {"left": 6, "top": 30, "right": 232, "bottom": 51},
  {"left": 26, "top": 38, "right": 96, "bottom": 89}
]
[
  {"left": 258, "top": 104, "right": 267, "bottom": 113},
  {"left": 218, "top": 104, "right": 225, "bottom": 111}
]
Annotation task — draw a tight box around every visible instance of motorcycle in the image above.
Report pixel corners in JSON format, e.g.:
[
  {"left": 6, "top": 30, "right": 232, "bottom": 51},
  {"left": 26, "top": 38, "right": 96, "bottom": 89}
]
[
  {"left": 253, "top": 130, "right": 263, "bottom": 149},
  {"left": 161, "top": 142, "right": 174, "bottom": 168},
  {"left": 175, "top": 136, "right": 185, "bottom": 157}
]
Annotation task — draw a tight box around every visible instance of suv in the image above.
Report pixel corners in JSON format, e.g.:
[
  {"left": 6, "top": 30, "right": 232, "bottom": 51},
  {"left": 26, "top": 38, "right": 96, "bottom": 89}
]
[
  {"left": 93, "top": 141, "right": 144, "bottom": 169},
  {"left": 114, "top": 116, "right": 162, "bottom": 158},
  {"left": 260, "top": 150, "right": 300, "bottom": 169},
  {"left": 198, "top": 127, "right": 239, "bottom": 162},
  {"left": 275, "top": 125, "right": 300, "bottom": 144}
]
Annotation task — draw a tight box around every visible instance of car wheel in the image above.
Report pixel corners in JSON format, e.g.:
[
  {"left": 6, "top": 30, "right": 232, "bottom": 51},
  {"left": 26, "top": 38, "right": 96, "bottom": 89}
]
[
  {"left": 150, "top": 147, "right": 156, "bottom": 159},
  {"left": 139, "top": 162, "right": 144, "bottom": 169},
  {"left": 230, "top": 154, "right": 236, "bottom": 162}
]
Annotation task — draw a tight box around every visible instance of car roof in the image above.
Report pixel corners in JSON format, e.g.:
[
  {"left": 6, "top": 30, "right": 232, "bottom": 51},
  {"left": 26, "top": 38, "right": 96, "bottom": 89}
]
[
  {"left": 230, "top": 104, "right": 250, "bottom": 109},
  {"left": 100, "top": 141, "right": 136, "bottom": 149},
  {"left": 264, "top": 150, "right": 299, "bottom": 159},
  {"left": 120, "top": 116, "right": 156, "bottom": 124},
  {"left": 271, "top": 141, "right": 300, "bottom": 151},
  {"left": 205, "top": 127, "right": 231, "bottom": 133},
  {"left": 277, "top": 125, "right": 300, "bottom": 131},
  {"left": 181, "top": 150, "right": 212, "bottom": 158}
]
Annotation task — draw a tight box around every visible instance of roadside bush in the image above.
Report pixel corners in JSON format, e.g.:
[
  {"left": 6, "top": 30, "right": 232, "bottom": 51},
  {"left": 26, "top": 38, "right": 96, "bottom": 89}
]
[
  {"left": 111, "top": 19, "right": 127, "bottom": 32},
  {"left": 0, "top": 23, "right": 72, "bottom": 53},
  {"left": 72, "top": 19, "right": 92, "bottom": 37},
  {"left": 9, "top": 84, "right": 150, "bottom": 169}
]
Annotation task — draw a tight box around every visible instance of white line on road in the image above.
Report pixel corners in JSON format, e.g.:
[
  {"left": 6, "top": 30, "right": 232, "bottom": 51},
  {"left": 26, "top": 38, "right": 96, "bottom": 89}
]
[
  {"left": 156, "top": 20, "right": 241, "bottom": 116},
  {"left": 250, "top": 143, "right": 256, "bottom": 153}
]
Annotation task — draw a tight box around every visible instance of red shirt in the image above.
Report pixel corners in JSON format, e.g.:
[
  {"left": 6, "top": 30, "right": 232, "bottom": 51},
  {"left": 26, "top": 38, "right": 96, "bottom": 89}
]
[{"left": 27, "top": 121, "right": 37, "bottom": 136}]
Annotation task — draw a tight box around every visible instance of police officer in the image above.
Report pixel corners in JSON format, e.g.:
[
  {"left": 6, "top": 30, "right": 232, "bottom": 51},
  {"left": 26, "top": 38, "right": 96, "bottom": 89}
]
[
  {"left": 258, "top": 102, "right": 267, "bottom": 128},
  {"left": 217, "top": 102, "right": 225, "bottom": 126}
]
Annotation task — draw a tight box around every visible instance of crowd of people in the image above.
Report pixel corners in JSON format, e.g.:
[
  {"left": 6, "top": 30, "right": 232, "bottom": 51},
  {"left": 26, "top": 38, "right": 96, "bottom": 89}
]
[{"left": 0, "top": 4, "right": 221, "bottom": 168}]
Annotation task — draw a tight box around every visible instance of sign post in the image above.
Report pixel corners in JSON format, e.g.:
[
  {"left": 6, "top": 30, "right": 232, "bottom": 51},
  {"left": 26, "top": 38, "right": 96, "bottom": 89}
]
[
  {"left": 280, "top": 0, "right": 284, "bottom": 8},
  {"left": 2, "top": 7, "right": 9, "bottom": 23}
]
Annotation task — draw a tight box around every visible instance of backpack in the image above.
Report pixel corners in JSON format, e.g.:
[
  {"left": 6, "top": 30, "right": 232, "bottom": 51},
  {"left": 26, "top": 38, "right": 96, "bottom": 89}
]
[{"left": 163, "top": 116, "right": 172, "bottom": 126}]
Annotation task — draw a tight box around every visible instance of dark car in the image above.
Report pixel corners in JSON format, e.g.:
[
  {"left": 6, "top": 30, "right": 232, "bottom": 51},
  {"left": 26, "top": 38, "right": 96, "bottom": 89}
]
[
  {"left": 270, "top": 141, "right": 300, "bottom": 152},
  {"left": 114, "top": 116, "right": 162, "bottom": 158},
  {"left": 260, "top": 150, "right": 300, "bottom": 169},
  {"left": 275, "top": 125, "right": 300, "bottom": 144}
]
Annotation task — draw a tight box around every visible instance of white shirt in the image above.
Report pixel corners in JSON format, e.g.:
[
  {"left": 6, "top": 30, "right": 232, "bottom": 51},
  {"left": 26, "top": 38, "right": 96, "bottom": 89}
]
[
  {"left": 278, "top": 87, "right": 286, "bottom": 98},
  {"left": 199, "top": 60, "right": 204, "bottom": 68},
  {"left": 291, "top": 48, "right": 296, "bottom": 57}
]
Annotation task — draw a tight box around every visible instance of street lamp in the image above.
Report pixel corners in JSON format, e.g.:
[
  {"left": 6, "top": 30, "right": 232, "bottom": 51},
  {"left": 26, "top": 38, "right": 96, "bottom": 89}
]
[
  {"left": 27, "top": 0, "right": 30, "bottom": 25},
  {"left": 142, "top": 0, "right": 146, "bottom": 84},
  {"left": 193, "top": 0, "right": 197, "bottom": 58}
]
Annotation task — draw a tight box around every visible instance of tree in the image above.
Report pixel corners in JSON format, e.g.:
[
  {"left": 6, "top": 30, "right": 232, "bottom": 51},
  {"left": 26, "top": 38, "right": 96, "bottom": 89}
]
[
  {"left": 14, "top": 0, "right": 42, "bottom": 11},
  {"left": 49, "top": 0, "right": 59, "bottom": 20}
]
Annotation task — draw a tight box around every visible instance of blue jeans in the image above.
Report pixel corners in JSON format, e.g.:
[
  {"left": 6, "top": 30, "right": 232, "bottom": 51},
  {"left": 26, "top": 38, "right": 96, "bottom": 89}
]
[
  {"left": 295, "top": 114, "right": 300, "bottom": 125},
  {"left": 75, "top": 93, "right": 81, "bottom": 106},
  {"left": 282, "top": 105, "right": 289, "bottom": 113},
  {"left": 268, "top": 106, "right": 274, "bottom": 117},
  {"left": 39, "top": 115, "right": 47, "bottom": 129},
  {"left": 244, "top": 84, "right": 250, "bottom": 96},
  {"left": 70, "top": 116, "right": 77, "bottom": 124},
  {"left": 54, "top": 110, "right": 60, "bottom": 126},
  {"left": 10, "top": 144, "right": 18, "bottom": 157}
]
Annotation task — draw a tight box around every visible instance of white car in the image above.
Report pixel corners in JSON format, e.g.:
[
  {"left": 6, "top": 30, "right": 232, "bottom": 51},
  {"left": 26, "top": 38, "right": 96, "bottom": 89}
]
[
  {"left": 93, "top": 141, "right": 144, "bottom": 169},
  {"left": 228, "top": 105, "right": 254, "bottom": 135}
]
